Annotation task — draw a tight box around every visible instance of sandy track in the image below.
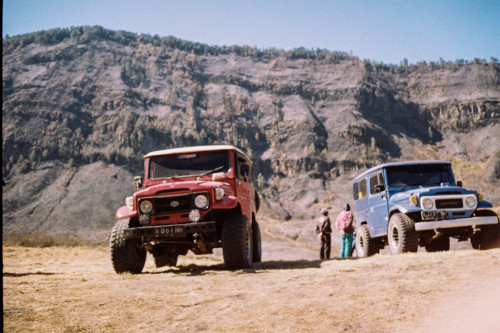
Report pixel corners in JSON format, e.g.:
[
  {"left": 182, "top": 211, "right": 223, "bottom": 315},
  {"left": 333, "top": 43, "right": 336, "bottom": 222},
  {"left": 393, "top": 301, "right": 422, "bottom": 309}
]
[{"left": 4, "top": 238, "right": 500, "bottom": 332}]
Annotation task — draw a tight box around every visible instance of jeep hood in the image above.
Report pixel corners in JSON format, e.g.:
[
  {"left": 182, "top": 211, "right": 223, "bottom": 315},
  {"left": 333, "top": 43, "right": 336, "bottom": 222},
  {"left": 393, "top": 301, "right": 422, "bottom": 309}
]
[
  {"left": 136, "top": 179, "right": 234, "bottom": 196},
  {"left": 404, "top": 186, "right": 475, "bottom": 198},
  {"left": 389, "top": 185, "right": 477, "bottom": 213}
]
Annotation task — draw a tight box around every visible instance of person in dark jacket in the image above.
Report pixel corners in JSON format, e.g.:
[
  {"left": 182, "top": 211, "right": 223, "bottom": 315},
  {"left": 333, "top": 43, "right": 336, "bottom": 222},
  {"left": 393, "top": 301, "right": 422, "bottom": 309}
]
[
  {"left": 316, "top": 208, "right": 332, "bottom": 260},
  {"left": 335, "top": 203, "right": 355, "bottom": 258}
]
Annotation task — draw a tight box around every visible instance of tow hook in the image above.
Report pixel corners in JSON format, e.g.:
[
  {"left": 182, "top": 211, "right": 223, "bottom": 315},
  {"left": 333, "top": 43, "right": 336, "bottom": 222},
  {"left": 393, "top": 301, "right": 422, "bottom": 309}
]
[
  {"left": 471, "top": 225, "right": 481, "bottom": 237},
  {"left": 426, "top": 230, "right": 443, "bottom": 244},
  {"left": 193, "top": 233, "right": 208, "bottom": 253},
  {"left": 142, "top": 241, "right": 153, "bottom": 251}
]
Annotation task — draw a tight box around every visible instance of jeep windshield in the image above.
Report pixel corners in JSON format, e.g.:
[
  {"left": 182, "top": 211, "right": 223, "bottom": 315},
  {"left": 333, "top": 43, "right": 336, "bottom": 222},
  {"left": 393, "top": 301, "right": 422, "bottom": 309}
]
[
  {"left": 149, "top": 151, "right": 231, "bottom": 180},
  {"left": 386, "top": 164, "right": 453, "bottom": 189}
]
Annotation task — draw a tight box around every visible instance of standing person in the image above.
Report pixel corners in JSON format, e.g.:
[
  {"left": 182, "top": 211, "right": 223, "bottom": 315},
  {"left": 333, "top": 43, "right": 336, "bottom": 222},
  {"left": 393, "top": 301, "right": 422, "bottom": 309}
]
[
  {"left": 316, "top": 208, "right": 332, "bottom": 260},
  {"left": 335, "top": 203, "right": 355, "bottom": 258}
]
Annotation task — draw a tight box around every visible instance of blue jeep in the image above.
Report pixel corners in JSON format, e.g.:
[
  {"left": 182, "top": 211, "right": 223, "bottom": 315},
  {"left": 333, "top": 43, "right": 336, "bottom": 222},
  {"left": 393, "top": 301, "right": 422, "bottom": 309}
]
[{"left": 353, "top": 161, "right": 500, "bottom": 256}]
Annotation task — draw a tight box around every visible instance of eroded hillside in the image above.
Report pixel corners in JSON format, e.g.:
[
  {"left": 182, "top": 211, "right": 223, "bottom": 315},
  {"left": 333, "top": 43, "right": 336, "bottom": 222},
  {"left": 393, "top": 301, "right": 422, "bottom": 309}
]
[{"left": 2, "top": 26, "right": 500, "bottom": 238}]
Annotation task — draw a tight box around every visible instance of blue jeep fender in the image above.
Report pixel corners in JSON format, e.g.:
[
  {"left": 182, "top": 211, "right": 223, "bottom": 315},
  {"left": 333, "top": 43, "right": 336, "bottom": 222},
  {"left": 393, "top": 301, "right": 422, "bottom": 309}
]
[
  {"left": 389, "top": 203, "right": 420, "bottom": 216},
  {"left": 478, "top": 200, "right": 493, "bottom": 208}
]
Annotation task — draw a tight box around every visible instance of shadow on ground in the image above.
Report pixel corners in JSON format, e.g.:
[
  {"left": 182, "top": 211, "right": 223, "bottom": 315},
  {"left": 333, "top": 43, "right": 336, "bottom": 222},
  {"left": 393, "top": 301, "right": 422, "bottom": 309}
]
[
  {"left": 143, "top": 259, "right": 326, "bottom": 276},
  {"left": 3, "top": 271, "right": 58, "bottom": 277}
]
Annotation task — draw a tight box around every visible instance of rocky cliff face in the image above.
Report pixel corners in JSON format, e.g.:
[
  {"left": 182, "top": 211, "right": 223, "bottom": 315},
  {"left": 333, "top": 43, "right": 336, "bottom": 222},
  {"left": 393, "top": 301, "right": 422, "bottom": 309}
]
[{"left": 2, "top": 27, "right": 499, "bottom": 238}]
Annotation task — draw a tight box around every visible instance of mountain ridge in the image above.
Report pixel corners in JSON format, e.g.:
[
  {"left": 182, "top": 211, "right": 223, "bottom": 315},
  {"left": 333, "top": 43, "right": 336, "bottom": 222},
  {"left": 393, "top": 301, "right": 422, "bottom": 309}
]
[{"left": 2, "top": 26, "right": 499, "bottom": 238}]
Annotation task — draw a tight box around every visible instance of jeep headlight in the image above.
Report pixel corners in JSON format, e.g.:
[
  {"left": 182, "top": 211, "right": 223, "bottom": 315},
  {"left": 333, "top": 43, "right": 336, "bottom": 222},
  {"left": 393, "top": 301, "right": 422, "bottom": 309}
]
[
  {"left": 189, "top": 209, "right": 201, "bottom": 222},
  {"left": 194, "top": 194, "right": 208, "bottom": 209},
  {"left": 139, "top": 200, "right": 153, "bottom": 214},
  {"left": 126, "top": 196, "right": 134, "bottom": 210},
  {"left": 465, "top": 196, "right": 477, "bottom": 208},
  {"left": 422, "top": 198, "right": 433, "bottom": 210},
  {"left": 215, "top": 187, "right": 224, "bottom": 201}
]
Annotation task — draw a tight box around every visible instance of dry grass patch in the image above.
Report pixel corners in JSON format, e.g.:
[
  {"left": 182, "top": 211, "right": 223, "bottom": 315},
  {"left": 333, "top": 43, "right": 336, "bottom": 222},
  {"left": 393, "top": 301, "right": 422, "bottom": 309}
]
[
  {"left": 3, "top": 232, "right": 102, "bottom": 248},
  {"left": 3, "top": 245, "right": 500, "bottom": 332}
]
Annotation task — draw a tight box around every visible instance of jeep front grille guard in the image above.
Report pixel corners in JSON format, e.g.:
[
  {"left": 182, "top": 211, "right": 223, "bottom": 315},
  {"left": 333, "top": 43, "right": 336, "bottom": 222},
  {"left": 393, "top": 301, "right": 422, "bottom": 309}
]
[{"left": 138, "top": 192, "right": 210, "bottom": 216}]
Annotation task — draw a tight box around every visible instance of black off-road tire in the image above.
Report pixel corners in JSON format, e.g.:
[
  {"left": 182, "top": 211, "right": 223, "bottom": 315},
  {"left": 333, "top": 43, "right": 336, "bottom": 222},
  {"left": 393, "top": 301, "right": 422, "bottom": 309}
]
[
  {"left": 424, "top": 236, "right": 450, "bottom": 252},
  {"left": 388, "top": 213, "right": 418, "bottom": 254},
  {"left": 470, "top": 210, "right": 500, "bottom": 250},
  {"left": 470, "top": 234, "right": 481, "bottom": 249},
  {"left": 255, "top": 190, "right": 260, "bottom": 213},
  {"left": 356, "top": 224, "right": 379, "bottom": 257},
  {"left": 110, "top": 219, "right": 146, "bottom": 274},
  {"left": 252, "top": 220, "right": 262, "bottom": 263},
  {"left": 222, "top": 215, "right": 253, "bottom": 269}
]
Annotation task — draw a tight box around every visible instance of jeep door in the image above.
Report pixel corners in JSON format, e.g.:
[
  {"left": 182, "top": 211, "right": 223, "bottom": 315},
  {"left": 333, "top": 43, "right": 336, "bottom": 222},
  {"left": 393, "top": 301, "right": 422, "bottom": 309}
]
[
  {"left": 235, "top": 153, "right": 252, "bottom": 218},
  {"left": 368, "top": 171, "right": 389, "bottom": 237},
  {"left": 354, "top": 177, "right": 369, "bottom": 228}
]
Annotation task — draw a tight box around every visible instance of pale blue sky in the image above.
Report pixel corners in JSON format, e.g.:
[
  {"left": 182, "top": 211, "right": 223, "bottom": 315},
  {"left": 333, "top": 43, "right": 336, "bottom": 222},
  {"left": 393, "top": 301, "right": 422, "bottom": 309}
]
[{"left": 3, "top": 0, "right": 499, "bottom": 64}]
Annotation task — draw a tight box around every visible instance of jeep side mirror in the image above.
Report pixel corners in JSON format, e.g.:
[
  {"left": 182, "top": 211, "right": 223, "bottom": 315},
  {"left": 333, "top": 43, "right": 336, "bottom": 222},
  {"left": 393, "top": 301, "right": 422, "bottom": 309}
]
[
  {"left": 375, "top": 184, "right": 385, "bottom": 193},
  {"left": 212, "top": 172, "right": 226, "bottom": 181},
  {"left": 457, "top": 180, "right": 462, "bottom": 187},
  {"left": 134, "top": 176, "right": 143, "bottom": 190}
]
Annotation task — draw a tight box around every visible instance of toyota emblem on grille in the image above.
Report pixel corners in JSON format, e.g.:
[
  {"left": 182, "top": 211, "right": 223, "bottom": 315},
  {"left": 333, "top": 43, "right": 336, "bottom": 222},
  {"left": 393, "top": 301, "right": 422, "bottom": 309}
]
[{"left": 170, "top": 201, "right": 180, "bottom": 208}]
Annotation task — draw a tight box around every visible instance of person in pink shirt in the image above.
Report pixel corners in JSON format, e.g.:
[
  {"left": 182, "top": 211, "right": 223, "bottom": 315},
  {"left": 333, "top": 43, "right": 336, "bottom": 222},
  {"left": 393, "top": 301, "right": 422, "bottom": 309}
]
[{"left": 335, "top": 203, "right": 355, "bottom": 258}]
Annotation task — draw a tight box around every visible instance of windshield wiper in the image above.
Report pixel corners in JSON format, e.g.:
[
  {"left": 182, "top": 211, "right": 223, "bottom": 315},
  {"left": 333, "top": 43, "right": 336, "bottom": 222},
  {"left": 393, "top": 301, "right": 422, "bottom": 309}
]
[
  {"left": 161, "top": 166, "right": 225, "bottom": 180},
  {"left": 199, "top": 166, "right": 225, "bottom": 177},
  {"left": 164, "top": 172, "right": 192, "bottom": 180},
  {"left": 401, "top": 183, "right": 420, "bottom": 190}
]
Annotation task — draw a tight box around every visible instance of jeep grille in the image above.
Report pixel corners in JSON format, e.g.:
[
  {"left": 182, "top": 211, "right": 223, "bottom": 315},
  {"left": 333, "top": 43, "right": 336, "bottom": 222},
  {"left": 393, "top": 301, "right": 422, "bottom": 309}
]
[
  {"left": 435, "top": 198, "right": 463, "bottom": 209},
  {"left": 140, "top": 193, "right": 209, "bottom": 215}
]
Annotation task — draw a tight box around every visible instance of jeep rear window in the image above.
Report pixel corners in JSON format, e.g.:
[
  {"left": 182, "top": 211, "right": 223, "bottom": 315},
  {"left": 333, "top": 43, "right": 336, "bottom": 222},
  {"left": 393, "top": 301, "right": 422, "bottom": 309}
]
[
  {"left": 149, "top": 151, "right": 231, "bottom": 179},
  {"left": 386, "top": 164, "right": 453, "bottom": 188},
  {"left": 357, "top": 178, "right": 368, "bottom": 199}
]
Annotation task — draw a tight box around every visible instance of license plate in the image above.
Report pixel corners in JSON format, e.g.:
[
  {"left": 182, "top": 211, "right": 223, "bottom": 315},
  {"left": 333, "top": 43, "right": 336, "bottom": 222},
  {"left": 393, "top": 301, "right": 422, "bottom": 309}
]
[{"left": 154, "top": 225, "right": 185, "bottom": 236}]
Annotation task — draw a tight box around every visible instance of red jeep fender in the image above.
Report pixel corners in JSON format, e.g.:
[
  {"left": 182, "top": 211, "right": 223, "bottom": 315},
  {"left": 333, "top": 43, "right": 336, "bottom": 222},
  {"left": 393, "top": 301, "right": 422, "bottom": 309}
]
[
  {"left": 115, "top": 205, "right": 138, "bottom": 219},
  {"left": 212, "top": 195, "right": 239, "bottom": 210}
]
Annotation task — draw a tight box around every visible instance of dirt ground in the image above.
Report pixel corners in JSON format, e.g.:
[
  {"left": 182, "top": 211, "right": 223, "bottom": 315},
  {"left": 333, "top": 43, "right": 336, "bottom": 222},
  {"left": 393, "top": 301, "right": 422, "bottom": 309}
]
[{"left": 4, "top": 223, "right": 500, "bottom": 332}]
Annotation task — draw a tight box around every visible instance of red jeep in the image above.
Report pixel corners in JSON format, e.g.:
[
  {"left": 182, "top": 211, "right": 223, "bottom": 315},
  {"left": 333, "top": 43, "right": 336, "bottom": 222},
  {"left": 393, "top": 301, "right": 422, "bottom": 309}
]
[{"left": 110, "top": 145, "right": 262, "bottom": 273}]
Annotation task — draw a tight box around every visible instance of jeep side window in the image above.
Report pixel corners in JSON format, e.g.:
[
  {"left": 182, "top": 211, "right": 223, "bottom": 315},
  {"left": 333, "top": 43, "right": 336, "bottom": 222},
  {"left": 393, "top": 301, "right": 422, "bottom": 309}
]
[
  {"left": 358, "top": 178, "right": 368, "bottom": 199},
  {"left": 247, "top": 163, "right": 254, "bottom": 184},
  {"left": 236, "top": 155, "right": 249, "bottom": 182},
  {"left": 370, "top": 172, "right": 385, "bottom": 194}
]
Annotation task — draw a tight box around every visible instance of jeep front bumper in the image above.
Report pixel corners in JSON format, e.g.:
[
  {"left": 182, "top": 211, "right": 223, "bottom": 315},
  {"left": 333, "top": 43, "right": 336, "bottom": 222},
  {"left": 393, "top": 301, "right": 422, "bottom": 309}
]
[
  {"left": 414, "top": 216, "right": 498, "bottom": 231},
  {"left": 123, "top": 221, "right": 216, "bottom": 239}
]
